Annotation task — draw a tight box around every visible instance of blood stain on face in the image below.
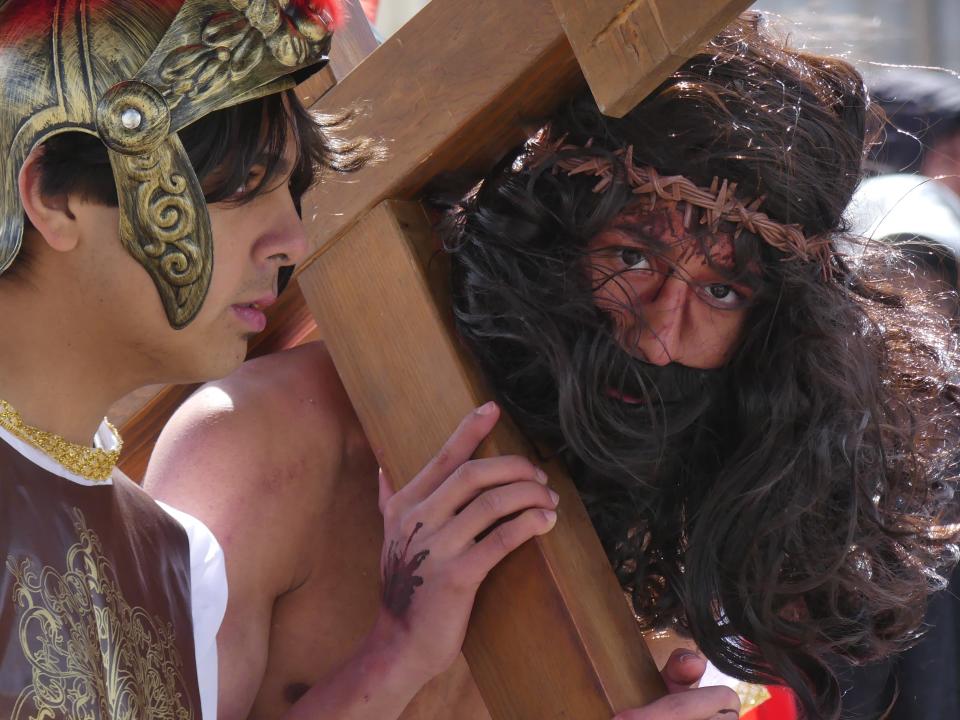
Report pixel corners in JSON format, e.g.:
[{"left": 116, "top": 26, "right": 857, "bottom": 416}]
[{"left": 587, "top": 200, "right": 752, "bottom": 369}]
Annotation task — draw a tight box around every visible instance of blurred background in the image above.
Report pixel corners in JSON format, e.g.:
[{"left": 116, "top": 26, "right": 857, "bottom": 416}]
[{"left": 359, "top": 0, "right": 960, "bottom": 73}]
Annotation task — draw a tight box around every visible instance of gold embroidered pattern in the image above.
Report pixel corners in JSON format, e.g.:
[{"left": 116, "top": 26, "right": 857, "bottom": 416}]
[
  {"left": 5, "top": 509, "right": 194, "bottom": 720},
  {"left": 735, "top": 681, "right": 773, "bottom": 714},
  {"left": 0, "top": 400, "right": 121, "bottom": 482}
]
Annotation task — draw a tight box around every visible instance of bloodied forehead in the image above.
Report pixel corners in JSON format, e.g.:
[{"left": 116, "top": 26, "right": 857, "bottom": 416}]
[{"left": 606, "top": 200, "right": 738, "bottom": 269}]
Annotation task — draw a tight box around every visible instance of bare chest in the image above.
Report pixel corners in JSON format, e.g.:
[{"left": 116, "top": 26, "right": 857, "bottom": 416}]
[{"left": 246, "top": 459, "right": 490, "bottom": 720}]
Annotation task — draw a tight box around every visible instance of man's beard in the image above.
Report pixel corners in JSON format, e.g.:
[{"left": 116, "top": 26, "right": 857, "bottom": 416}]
[
  {"left": 451, "top": 265, "right": 729, "bottom": 629},
  {"left": 503, "top": 326, "right": 729, "bottom": 630},
  {"left": 539, "top": 329, "right": 725, "bottom": 489}
]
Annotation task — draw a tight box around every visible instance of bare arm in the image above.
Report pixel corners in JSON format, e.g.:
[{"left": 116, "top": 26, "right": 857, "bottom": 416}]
[
  {"left": 146, "top": 380, "right": 305, "bottom": 719},
  {"left": 146, "top": 344, "right": 359, "bottom": 718},
  {"left": 267, "top": 401, "right": 559, "bottom": 719}
]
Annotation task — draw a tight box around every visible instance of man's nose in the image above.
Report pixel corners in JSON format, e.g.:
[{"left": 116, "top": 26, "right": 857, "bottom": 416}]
[
  {"left": 258, "top": 190, "right": 310, "bottom": 267},
  {"left": 633, "top": 275, "right": 691, "bottom": 366}
]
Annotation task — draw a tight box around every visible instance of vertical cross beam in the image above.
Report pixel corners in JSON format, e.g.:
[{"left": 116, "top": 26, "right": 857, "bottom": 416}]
[{"left": 299, "top": 200, "right": 665, "bottom": 718}]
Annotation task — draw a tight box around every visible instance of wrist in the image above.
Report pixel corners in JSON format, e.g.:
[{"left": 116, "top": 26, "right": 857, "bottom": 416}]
[
  {"left": 354, "top": 615, "right": 432, "bottom": 700},
  {"left": 280, "top": 617, "right": 429, "bottom": 720}
]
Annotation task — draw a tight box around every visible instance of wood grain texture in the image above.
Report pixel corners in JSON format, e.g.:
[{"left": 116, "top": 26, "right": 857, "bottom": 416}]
[
  {"left": 298, "top": 200, "right": 666, "bottom": 719},
  {"left": 551, "top": 0, "right": 754, "bottom": 116},
  {"left": 296, "top": 0, "right": 380, "bottom": 106},
  {"left": 298, "top": 0, "right": 586, "bottom": 267}
]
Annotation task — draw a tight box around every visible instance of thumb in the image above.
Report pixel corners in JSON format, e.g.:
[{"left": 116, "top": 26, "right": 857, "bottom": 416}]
[
  {"left": 378, "top": 467, "right": 396, "bottom": 515},
  {"left": 661, "top": 648, "right": 707, "bottom": 692}
]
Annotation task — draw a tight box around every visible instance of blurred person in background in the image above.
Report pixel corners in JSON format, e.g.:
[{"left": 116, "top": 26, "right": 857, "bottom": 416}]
[
  {"left": 838, "top": 173, "right": 960, "bottom": 719},
  {"left": 869, "top": 67, "right": 960, "bottom": 197}
]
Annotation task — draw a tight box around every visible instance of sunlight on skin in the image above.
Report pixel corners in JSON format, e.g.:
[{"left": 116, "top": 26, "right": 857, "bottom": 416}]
[{"left": 191, "top": 385, "right": 236, "bottom": 414}]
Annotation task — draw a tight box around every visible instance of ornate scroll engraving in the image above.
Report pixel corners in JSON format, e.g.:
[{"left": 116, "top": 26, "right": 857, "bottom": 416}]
[
  {"left": 5, "top": 509, "right": 194, "bottom": 720},
  {"left": 110, "top": 136, "right": 212, "bottom": 329},
  {"left": 158, "top": 0, "right": 333, "bottom": 108}
]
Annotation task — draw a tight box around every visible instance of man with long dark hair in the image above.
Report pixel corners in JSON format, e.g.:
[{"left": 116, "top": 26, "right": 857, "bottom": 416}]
[{"left": 443, "top": 13, "right": 960, "bottom": 719}]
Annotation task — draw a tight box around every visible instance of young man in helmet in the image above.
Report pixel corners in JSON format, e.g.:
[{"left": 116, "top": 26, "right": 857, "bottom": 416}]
[{"left": 0, "top": 2, "right": 566, "bottom": 718}]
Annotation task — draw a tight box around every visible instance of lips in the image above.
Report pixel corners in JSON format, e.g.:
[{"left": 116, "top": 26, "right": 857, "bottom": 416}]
[
  {"left": 605, "top": 387, "right": 645, "bottom": 405},
  {"left": 231, "top": 294, "right": 276, "bottom": 333}
]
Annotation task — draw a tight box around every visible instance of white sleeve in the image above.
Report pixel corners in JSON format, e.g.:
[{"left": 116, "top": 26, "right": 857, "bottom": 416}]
[
  {"left": 699, "top": 660, "right": 741, "bottom": 690},
  {"left": 157, "top": 501, "right": 229, "bottom": 720}
]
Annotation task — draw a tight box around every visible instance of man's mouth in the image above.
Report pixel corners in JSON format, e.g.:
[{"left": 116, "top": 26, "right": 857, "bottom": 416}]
[
  {"left": 231, "top": 295, "right": 277, "bottom": 333},
  {"left": 605, "top": 387, "right": 645, "bottom": 405}
]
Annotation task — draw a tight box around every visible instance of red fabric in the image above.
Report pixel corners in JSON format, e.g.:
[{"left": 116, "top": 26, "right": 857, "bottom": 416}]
[
  {"left": 742, "top": 686, "right": 798, "bottom": 720},
  {"left": 360, "top": 0, "right": 379, "bottom": 23}
]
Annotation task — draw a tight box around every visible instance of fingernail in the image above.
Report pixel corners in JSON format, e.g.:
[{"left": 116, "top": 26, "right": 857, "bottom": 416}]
[
  {"left": 677, "top": 649, "right": 700, "bottom": 664},
  {"left": 535, "top": 467, "right": 548, "bottom": 484},
  {"left": 541, "top": 509, "right": 557, "bottom": 526},
  {"left": 476, "top": 401, "right": 497, "bottom": 415},
  {"left": 548, "top": 489, "right": 560, "bottom": 505}
]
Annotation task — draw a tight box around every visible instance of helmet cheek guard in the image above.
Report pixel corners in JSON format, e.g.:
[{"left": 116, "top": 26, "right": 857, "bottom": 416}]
[{"left": 0, "top": 0, "right": 339, "bottom": 329}]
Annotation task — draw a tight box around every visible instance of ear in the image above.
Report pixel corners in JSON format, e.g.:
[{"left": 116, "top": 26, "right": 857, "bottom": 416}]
[{"left": 18, "top": 145, "right": 81, "bottom": 253}]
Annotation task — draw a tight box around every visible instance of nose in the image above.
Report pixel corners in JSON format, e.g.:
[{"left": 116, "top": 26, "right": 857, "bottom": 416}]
[
  {"left": 633, "top": 273, "right": 692, "bottom": 366},
  {"left": 253, "top": 188, "right": 310, "bottom": 268}
]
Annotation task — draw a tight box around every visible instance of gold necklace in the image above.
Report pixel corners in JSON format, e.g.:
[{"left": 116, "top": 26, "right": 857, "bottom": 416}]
[{"left": 0, "top": 399, "right": 122, "bottom": 482}]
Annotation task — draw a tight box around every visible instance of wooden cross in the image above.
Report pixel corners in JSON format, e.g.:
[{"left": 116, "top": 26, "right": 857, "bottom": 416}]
[
  {"left": 295, "top": 1, "right": 750, "bottom": 718},
  {"left": 119, "top": 0, "right": 751, "bottom": 716}
]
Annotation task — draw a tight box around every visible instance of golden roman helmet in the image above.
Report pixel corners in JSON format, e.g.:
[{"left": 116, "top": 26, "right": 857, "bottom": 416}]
[{"left": 0, "top": 0, "right": 339, "bottom": 328}]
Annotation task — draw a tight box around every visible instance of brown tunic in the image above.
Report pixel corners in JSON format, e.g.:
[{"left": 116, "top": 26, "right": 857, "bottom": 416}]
[{"left": 0, "top": 437, "right": 202, "bottom": 719}]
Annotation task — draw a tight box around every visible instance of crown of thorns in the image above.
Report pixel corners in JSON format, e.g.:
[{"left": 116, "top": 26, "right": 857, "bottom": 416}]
[{"left": 524, "top": 132, "right": 833, "bottom": 276}]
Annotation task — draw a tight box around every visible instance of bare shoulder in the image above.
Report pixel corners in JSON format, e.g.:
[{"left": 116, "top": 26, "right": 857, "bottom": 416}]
[
  {"left": 224, "top": 340, "right": 344, "bottom": 413},
  {"left": 144, "top": 342, "right": 358, "bottom": 586},
  {"left": 148, "top": 342, "right": 348, "bottom": 490},
  {"left": 194, "top": 341, "right": 348, "bottom": 444},
  {"left": 144, "top": 346, "right": 365, "bottom": 718}
]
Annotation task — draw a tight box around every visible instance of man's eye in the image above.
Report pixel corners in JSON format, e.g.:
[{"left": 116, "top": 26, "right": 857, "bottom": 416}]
[
  {"left": 234, "top": 169, "right": 265, "bottom": 196},
  {"left": 618, "top": 247, "right": 651, "bottom": 271},
  {"left": 703, "top": 284, "right": 744, "bottom": 307}
]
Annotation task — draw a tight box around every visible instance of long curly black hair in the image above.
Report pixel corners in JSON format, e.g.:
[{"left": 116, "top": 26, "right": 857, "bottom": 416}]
[{"left": 442, "top": 13, "right": 960, "bottom": 719}]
